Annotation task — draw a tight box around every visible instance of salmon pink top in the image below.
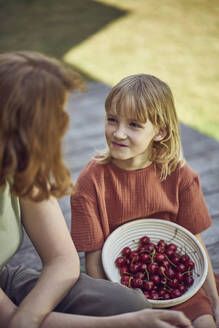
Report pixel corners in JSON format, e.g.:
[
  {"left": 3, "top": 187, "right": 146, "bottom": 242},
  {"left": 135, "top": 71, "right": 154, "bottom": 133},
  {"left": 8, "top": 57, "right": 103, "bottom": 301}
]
[{"left": 70, "top": 160, "right": 212, "bottom": 252}]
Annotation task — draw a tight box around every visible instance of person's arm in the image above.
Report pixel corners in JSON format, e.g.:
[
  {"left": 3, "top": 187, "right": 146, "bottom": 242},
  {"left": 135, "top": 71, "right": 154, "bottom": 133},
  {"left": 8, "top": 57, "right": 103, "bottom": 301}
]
[
  {"left": 8, "top": 196, "right": 80, "bottom": 328},
  {"left": 1, "top": 282, "right": 193, "bottom": 328},
  {"left": 196, "top": 234, "right": 219, "bottom": 326},
  {"left": 85, "top": 249, "right": 107, "bottom": 279},
  {"left": 40, "top": 308, "right": 193, "bottom": 328},
  {"left": 0, "top": 288, "right": 17, "bottom": 328}
]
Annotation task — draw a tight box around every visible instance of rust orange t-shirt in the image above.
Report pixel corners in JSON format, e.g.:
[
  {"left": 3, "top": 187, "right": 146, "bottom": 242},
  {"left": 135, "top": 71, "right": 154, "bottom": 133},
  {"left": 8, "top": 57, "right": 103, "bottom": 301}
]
[{"left": 70, "top": 160, "right": 212, "bottom": 252}]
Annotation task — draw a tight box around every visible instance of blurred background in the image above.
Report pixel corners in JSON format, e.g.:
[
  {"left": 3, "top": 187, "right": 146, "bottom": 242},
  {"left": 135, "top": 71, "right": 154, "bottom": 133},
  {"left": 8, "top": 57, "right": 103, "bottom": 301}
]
[
  {"left": 2, "top": 0, "right": 219, "bottom": 273},
  {"left": 1, "top": 0, "right": 219, "bottom": 140}
]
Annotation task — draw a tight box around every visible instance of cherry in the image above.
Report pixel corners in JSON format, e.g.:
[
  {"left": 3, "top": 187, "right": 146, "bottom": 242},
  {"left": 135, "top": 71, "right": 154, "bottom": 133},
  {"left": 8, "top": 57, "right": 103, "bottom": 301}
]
[
  {"left": 129, "top": 251, "right": 139, "bottom": 263},
  {"left": 185, "top": 259, "right": 195, "bottom": 270},
  {"left": 137, "top": 245, "right": 147, "bottom": 253},
  {"left": 143, "top": 291, "right": 151, "bottom": 299},
  {"left": 139, "top": 263, "right": 148, "bottom": 272},
  {"left": 180, "top": 254, "right": 190, "bottom": 263},
  {"left": 155, "top": 253, "right": 165, "bottom": 263},
  {"left": 184, "top": 275, "right": 194, "bottom": 287},
  {"left": 156, "top": 245, "right": 166, "bottom": 253},
  {"left": 140, "top": 235, "right": 150, "bottom": 245},
  {"left": 135, "top": 272, "right": 145, "bottom": 280},
  {"left": 129, "top": 263, "right": 140, "bottom": 273},
  {"left": 163, "top": 292, "right": 171, "bottom": 300},
  {"left": 165, "top": 249, "right": 175, "bottom": 258},
  {"left": 140, "top": 253, "right": 151, "bottom": 263},
  {"left": 158, "top": 265, "right": 166, "bottom": 276},
  {"left": 133, "top": 277, "right": 144, "bottom": 288},
  {"left": 178, "top": 284, "right": 187, "bottom": 293},
  {"left": 177, "top": 263, "right": 186, "bottom": 273},
  {"left": 171, "top": 253, "right": 181, "bottom": 265},
  {"left": 144, "top": 280, "right": 154, "bottom": 291},
  {"left": 158, "top": 289, "right": 166, "bottom": 297},
  {"left": 151, "top": 274, "right": 161, "bottom": 285},
  {"left": 171, "top": 289, "right": 182, "bottom": 298},
  {"left": 162, "top": 259, "right": 170, "bottom": 268},
  {"left": 167, "top": 243, "right": 178, "bottom": 252},
  {"left": 160, "top": 277, "right": 167, "bottom": 285},
  {"left": 168, "top": 278, "right": 179, "bottom": 288},
  {"left": 158, "top": 239, "right": 167, "bottom": 248},
  {"left": 166, "top": 267, "right": 175, "bottom": 279},
  {"left": 121, "top": 246, "right": 132, "bottom": 258},
  {"left": 120, "top": 275, "right": 130, "bottom": 286},
  {"left": 119, "top": 266, "right": 129, "bottom": 275},
  {"left": 145, "top": 243, "right": 156, "bottom": 253},
  {"left": 148, "top": 263, "right": 158, "bottom": 274},
  {"left": 150, "top": 291, "right": 159, "bottom": 300},
  {"left": 115, "top": 256, "right": 126, "bottom": 267},
  {"left": 175, "top": 272, "right": 184, "bottom": 282}
]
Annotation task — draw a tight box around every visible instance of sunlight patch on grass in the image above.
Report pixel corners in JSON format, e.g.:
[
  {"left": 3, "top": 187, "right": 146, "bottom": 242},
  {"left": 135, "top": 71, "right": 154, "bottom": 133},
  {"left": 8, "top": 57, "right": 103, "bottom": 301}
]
[{"left": 64, "top": 0, "right": 219, "bottom": 140}]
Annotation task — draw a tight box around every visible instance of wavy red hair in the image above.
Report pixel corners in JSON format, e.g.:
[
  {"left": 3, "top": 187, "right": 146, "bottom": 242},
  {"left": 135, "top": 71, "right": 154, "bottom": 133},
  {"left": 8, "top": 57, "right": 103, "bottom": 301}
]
[{"left": 0, "top": 51, "right": 84, "bottom": 201}]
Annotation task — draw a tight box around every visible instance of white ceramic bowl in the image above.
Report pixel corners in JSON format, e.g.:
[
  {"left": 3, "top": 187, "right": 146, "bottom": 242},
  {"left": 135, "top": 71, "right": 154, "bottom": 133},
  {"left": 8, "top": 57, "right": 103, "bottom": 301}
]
[{"left": 102, "top": 219, "right": 208, "bottom": 308}]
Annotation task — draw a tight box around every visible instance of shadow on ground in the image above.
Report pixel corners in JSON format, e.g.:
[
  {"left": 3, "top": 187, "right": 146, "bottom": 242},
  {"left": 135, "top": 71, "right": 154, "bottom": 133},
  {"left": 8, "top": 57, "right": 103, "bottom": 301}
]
[{"left": 0, "top": 0, "right": 128, "bottom": 81}]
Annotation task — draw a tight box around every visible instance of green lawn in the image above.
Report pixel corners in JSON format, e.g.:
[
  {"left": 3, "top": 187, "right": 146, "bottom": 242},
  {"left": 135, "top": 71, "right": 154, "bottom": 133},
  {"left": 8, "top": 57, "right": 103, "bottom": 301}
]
[{"left": 1, "top": 0, "right": 219, "bottom": 140}]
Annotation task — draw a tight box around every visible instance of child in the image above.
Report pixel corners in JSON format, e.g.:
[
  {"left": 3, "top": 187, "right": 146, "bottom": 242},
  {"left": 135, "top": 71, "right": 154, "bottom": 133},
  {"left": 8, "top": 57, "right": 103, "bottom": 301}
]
[
  {"left": 71, "top": 74, "right": 219, "bottom": 328},
  {"left": 0, "top": 53, "right": 192, "bottom": 328}
]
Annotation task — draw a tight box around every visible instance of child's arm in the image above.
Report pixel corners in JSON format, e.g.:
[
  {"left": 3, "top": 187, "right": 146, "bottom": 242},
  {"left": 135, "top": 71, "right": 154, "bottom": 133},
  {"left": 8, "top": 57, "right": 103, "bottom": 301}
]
[
  {"left": 85, "top": 249, "right": 107, "bottom": 279},
  {"left": 196, "top": 234, "right": 219, "bottom": 325}
]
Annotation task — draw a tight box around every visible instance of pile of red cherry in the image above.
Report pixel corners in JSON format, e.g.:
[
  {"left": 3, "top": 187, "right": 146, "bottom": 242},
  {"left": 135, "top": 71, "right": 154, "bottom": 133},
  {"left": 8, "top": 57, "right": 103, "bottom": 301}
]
[{"left": 115, "top": 235, "right": 195, "bottom": 301}]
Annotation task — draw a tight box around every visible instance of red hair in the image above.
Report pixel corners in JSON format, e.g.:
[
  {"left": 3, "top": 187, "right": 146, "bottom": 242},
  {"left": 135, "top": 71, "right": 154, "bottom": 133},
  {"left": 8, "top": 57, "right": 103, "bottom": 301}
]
[{"left": 0, "top": 51, "right": 84, "bottom": 201}]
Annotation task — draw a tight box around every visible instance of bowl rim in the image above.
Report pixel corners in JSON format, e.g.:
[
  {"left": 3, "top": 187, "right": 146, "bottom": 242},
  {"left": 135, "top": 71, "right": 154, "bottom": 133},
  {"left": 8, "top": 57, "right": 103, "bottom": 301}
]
[{"left": 102, "top": 218, "right": 208, "bottom": 308}]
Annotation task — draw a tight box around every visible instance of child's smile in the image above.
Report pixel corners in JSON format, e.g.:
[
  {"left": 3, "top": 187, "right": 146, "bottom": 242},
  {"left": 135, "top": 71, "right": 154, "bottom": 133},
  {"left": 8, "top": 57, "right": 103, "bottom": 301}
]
[{"left": 105, "top": 109, "right": 158, "bottom": 170}]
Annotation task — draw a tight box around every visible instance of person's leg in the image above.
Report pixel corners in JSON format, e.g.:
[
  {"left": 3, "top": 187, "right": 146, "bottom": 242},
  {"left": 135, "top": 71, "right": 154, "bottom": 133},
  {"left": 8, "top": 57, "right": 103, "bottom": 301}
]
[
  {"left": 193, "top": 314, "right": 216, "bottom": 328},
  {"left": 170, "top": 287, "right": 213, "bottom": 322},
  {"left": 1, "top": 266, "right": 151, "bottom": 316},
  {"left": 56, "top": 273, "right": 151, "bottom": 316},
  {"left": 0, "top": 264, "right": 41, "bottom": 305}
]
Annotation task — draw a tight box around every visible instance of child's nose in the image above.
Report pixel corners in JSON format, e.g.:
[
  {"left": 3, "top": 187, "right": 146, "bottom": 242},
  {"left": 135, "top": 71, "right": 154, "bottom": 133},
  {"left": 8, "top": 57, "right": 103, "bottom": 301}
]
[{"left": 113, "top": 125, "right": 127, "bottom": 139}]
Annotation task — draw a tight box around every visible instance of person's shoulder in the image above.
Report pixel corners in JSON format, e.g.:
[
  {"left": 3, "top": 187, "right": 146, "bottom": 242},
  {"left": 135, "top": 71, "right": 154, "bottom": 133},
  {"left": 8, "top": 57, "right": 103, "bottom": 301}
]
[
  {"left": 82, "top": 158, "right": 107, "bottom": 175},
  {"left": 178, "top": 162, "right": 198, "bottom": 178},
  {"left": 177, "top": 162, "right": 199, "bottom": 189},
  {"left": 76, "top": 158, "right": 107, "bottom": 183}
]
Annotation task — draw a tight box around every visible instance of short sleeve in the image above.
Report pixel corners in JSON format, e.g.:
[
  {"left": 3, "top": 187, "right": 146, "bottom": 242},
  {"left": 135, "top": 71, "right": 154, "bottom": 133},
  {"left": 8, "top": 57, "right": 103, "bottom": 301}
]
[
  {"left": 177, "top": 175, "right": 212, "bottom": 234},
  {"left": 70, "top": 192, "right": 105, "bottom": 252}
]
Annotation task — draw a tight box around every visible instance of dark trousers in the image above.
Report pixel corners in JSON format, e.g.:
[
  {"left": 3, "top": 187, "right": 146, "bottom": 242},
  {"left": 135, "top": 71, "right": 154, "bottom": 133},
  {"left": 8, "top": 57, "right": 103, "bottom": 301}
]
[{"left": 0, "top": 265, "right": 151, "bottom": 316}]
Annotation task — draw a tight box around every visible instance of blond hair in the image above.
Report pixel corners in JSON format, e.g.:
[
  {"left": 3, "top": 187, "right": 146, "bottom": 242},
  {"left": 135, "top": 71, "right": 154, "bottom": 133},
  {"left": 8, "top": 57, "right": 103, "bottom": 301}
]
[
  {"left": 97, "top": 74, "right": 184, "bottom": 180},
  {"left": 0, "top": 51, "right": 84, "bottom": 201}
]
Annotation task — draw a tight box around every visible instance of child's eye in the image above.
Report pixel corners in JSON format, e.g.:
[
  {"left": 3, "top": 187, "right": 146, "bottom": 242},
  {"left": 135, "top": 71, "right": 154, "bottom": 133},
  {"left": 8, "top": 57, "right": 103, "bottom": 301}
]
[
  {"left": 107, "top": 117, "right": 117, "bottom": 123},
  {"left": 129, "top": 122, "right": 142, "bottom": 128}
]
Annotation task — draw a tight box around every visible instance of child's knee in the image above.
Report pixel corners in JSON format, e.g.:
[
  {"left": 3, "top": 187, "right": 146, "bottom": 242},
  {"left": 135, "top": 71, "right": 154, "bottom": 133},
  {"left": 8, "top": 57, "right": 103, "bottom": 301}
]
[{"left": 193, "top": 314, "right": 216, "bottom": 328}]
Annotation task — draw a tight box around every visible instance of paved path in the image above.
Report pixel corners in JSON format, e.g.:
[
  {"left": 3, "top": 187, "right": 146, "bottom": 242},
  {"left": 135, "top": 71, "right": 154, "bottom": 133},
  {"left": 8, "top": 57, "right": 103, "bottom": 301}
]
[{"left": 9, "top": 82, "right": 219, "bottom": 274}]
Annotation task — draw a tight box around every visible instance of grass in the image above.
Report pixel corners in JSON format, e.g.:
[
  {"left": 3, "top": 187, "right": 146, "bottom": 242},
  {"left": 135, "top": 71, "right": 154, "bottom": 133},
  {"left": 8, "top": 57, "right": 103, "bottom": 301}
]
[{"left": 1, "top": 0, "right": 219, "bottom": 140}]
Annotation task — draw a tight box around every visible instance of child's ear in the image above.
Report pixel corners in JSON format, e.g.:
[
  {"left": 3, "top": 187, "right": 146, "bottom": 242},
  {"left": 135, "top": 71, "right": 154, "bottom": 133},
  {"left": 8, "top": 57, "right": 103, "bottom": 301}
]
[{"left": 153, "top": 129, "right": 167, "bottom": 141}]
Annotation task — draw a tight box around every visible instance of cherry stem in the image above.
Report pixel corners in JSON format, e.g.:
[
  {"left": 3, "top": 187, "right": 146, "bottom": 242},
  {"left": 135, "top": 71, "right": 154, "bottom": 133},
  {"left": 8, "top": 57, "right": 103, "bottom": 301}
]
[
  {"left": 164, "top": 254, "right": 177, "bottom": 268},
  {"left": 145, "top": 268, "right": 150, "bottom": 280},
  {"left": 151, "top": 249, "right": 156, "bottom": 263},
  {"left": 162, "top": 269, "right": 172, "bottom": 282},
  {"left": 167, "top": 228, "right": 178, "bottom": 243}
]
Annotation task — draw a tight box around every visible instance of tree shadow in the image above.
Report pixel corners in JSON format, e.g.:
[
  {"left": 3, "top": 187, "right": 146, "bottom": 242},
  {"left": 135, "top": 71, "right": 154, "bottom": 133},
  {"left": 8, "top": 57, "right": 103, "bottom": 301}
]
[{"left": 0, "top": 0, "right": 128, "bottom": 81}]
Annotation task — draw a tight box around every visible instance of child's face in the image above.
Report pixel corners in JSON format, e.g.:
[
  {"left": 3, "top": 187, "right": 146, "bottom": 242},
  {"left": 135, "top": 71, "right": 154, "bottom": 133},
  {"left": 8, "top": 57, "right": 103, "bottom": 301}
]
[{"left": 105, "top": 106, "right": 158, "bottom": 170}]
